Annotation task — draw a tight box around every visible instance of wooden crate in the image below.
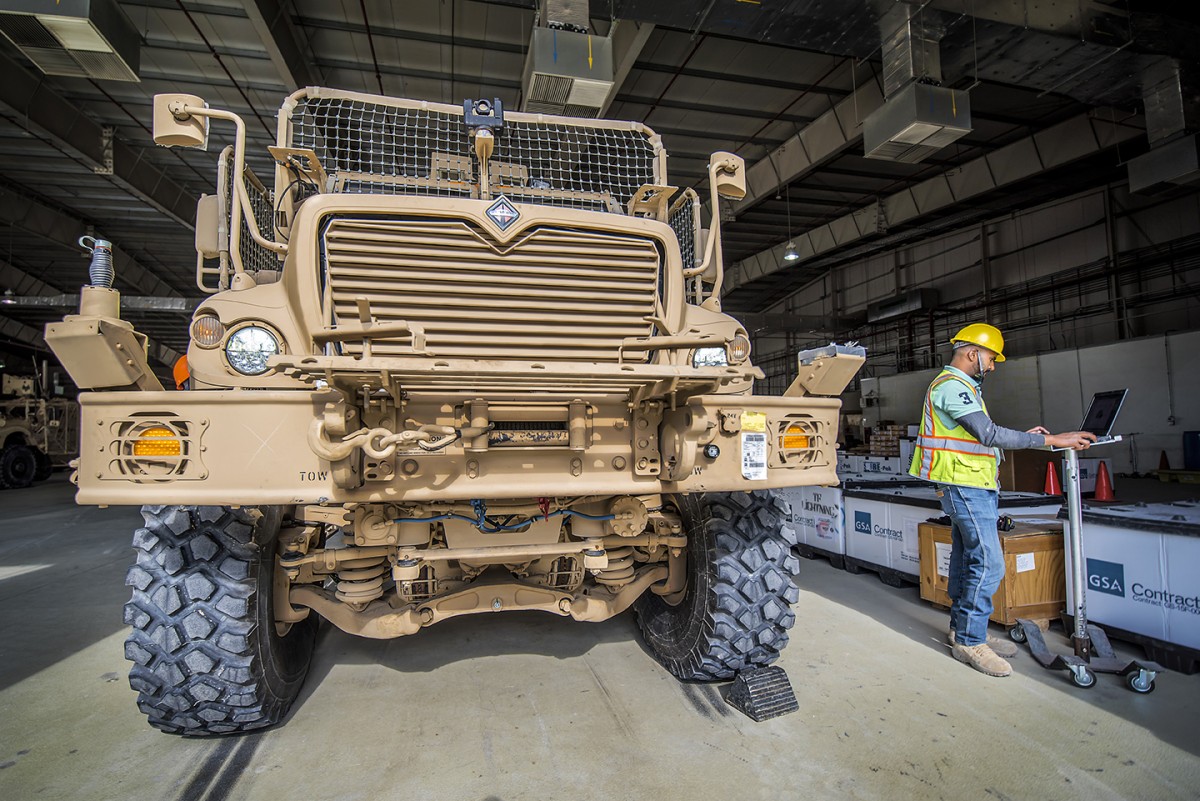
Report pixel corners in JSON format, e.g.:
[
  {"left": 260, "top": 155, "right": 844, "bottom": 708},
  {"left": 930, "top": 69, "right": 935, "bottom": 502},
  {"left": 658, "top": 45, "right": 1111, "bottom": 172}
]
[{"left": 918, "top": 519, "right": 1066, "bottom": 626}]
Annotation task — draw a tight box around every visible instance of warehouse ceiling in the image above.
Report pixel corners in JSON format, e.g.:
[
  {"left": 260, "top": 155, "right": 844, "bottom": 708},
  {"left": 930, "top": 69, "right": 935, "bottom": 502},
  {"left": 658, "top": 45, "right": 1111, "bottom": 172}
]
[{"left": 0, "top": 0, "right": 1197, "bottom": 375}]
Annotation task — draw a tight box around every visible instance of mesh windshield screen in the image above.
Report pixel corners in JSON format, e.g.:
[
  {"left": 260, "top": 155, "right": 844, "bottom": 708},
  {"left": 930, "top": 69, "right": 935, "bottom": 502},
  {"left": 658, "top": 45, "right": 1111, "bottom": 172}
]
[{"left": 288, "top": 95, "right": 659, "bottom": 212}]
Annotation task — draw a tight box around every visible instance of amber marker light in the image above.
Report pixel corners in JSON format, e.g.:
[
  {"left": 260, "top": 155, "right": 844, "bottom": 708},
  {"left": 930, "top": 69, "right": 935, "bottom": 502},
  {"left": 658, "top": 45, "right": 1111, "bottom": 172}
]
[
  {"left": 728, "top": 334, "right": 751, "bottom": 362},
  {"left": 133, "top": 426, "right": 182, "bottom": 457},
  {"left": 190, "top": 314, "right": 225, "bottom": 347},
  {"left": 779, "top": 424, "right": 810, "bottom": 450}
]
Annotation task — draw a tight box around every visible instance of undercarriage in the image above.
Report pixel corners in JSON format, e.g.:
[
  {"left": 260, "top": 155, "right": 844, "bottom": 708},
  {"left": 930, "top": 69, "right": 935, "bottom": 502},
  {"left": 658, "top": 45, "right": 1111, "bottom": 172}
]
[{"left": 274, "top": 495, "right": 688, "bottom": 639}]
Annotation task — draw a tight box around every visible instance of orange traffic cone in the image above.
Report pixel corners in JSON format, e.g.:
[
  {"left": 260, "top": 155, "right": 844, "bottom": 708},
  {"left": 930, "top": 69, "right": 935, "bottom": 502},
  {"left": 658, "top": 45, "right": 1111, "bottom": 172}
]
[
  {"left": 1159, "top": 451, "right": 1171, "bottom": 472},
  {"left": 1044, "top": 461, "right": 1062, "bottom": 496},
  {"left": 1095, "top": 461, "right": 1115, "bottom": 502}
]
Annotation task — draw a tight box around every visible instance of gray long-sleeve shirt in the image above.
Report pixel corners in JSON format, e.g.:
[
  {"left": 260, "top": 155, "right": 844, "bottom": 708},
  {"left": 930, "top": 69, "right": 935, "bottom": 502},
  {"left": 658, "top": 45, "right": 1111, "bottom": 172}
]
[{"left": 956, "top": 410, "right": 1046, "bottom": 450}]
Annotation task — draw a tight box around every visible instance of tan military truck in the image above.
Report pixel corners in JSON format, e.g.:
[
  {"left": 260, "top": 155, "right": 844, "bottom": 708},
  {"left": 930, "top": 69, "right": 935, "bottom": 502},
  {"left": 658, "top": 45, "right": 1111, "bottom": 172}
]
[
  {"left": 0, "top": 374, "right": 78, "bottom": 488},
  {"left": 45, "top": 88, "right": 863, "bottom": 735}
]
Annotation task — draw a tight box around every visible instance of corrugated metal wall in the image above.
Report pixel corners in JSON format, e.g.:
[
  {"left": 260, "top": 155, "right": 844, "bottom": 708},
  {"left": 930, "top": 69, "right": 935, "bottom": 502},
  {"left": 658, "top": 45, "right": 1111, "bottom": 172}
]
[
  {"left": 754, "top": 184, "right": 1200, "bottom": 389},
  {"left": 859, "top": 330, "right": 1199, "bottom": 475}
]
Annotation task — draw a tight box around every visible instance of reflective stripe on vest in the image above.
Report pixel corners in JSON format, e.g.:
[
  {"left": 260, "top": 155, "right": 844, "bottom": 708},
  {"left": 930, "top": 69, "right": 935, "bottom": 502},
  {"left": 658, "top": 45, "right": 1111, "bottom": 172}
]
[
  {"left": 915, "top": 435, "right": 994, "bottom": 456},
  {"left": 909, "top": 370, "right": 998, "bottom": 489}
]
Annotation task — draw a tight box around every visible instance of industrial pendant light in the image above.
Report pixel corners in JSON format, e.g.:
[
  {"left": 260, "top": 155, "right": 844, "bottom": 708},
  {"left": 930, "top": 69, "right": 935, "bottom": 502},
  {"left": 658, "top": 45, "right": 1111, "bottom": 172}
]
[{"left": 782, "top": 184, "right": 799, "bottom": 262}]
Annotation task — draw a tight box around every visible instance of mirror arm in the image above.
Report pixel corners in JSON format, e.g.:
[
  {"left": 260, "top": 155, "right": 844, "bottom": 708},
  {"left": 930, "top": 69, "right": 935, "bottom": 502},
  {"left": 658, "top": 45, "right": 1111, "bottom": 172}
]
[
  {"left": 686, "top": 157, "right": 738, "bottom": 312},
  {"left": 171, "top": 105, "right": 288, "bottom": 283}
]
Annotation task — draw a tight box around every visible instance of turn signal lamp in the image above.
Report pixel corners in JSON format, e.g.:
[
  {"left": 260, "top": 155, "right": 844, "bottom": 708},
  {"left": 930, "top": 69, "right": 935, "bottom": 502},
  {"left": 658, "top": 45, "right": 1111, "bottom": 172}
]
[
  {"left": 191, "top": 314, "right": 225, "bottom": 347},
  {"left": 728, "top": 334, "right": 751, "bottom": 363},
  {"left": 133, "top": 426, "right": 182, "bottom": 457},
  {"left": 779, "top": 424, "right": 810, "bottom": 450}
]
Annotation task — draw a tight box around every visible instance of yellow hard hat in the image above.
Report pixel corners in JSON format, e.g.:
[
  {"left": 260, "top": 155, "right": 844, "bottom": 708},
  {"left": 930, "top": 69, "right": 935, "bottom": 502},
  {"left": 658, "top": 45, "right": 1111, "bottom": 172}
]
[{"left": 951, "top": 323, "right": 1006, "bottom": 362}]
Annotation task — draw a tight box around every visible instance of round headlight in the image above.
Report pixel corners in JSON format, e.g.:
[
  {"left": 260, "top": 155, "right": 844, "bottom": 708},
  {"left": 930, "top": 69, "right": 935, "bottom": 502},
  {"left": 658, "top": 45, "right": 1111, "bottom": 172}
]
[
  {"left": 728, "top": 333, "right": 751, "bottom": 363},
  {"left": 190, "top": 314, "right": 225, "bottom": 348},
  {"left": 225, "top": 325, "right": 279, "bottom": 375},
  {"left": 692, "top": 346, "right": 728, "bottom": 368}
]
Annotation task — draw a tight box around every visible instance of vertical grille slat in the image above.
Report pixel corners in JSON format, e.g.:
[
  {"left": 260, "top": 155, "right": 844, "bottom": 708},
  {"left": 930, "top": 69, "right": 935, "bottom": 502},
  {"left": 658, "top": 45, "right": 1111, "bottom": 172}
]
[{"left": 324, "top": 218, "right": 660, "bottom": 361}]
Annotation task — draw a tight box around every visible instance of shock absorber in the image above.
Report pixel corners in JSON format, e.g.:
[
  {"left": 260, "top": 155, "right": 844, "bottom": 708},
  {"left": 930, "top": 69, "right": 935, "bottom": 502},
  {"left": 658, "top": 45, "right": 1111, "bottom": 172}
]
[
  {"left": 78, "top": 236, "right": 114, "bottom": 288},
  {"left": 593, "top": 546, "right": 636, "bottom": 589},
  {"left": 334, "top": 555, "right": 389, "bottom": 607}
]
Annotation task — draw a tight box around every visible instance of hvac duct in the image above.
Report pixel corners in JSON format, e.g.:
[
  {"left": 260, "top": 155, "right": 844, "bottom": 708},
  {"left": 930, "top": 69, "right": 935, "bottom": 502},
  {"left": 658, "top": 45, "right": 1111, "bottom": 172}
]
[
  {"left": 866, "top": 288, "right": 939, "bottom": 323},
  {"left": 521, "top": 0, "right": 615, "bottom": 117},
  {"left": 1128, "top": 60, "right": 1200, "bottom": 194},
  {"left": 863, "top": 5, "right": 969, "bottom": 163},
  {"left": 0, "top": 0, "right": 140, "bottom": 82}
]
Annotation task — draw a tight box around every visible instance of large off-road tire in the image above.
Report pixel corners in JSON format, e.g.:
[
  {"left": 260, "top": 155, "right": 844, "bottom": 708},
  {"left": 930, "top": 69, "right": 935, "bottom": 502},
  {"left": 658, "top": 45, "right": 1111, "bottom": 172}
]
[
  {"left": 123, "top": 505, "right": 317, "bottom": 735},
  {"left": 636, "top": 490, "right": 801, "bottom": 681},
  {"left": 32, "top": 448, "right": 53, "bottom": 481},
  {"left": 0, "top": 445, "right": 37, "bottom": 489}
]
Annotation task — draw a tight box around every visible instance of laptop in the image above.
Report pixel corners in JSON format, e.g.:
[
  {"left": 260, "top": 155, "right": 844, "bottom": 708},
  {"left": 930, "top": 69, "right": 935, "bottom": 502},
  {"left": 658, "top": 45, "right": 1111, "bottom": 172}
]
[{"left": 1049, "top": 389, "right": 1128, "bottom": 451}]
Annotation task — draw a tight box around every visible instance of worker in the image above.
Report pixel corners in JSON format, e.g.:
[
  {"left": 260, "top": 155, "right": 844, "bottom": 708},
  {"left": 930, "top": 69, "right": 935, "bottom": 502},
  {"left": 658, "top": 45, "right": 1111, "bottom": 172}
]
[
  {"left": 910, "top": 323, "right": 1095, "bottom": 677},
  {"left": 173, "top": 355, "right": 190, "bottom": 391}
]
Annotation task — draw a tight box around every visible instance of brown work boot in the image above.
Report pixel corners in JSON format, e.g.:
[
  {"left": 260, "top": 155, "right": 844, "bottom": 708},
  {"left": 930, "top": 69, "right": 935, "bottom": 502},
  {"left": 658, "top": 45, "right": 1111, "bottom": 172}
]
[
  {"left": 952, "top": 643, "right": 1013, "bottom": 677},
  {"left": 949, "top": 627, "right": 1019, "bottom": 658}
]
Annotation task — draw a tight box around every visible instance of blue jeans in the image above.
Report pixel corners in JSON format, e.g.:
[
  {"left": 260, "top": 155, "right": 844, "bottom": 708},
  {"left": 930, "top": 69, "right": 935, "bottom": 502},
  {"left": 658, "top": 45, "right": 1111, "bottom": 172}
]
[{"left": 938, "top": 484, "right": 1002, "bottom": 646}]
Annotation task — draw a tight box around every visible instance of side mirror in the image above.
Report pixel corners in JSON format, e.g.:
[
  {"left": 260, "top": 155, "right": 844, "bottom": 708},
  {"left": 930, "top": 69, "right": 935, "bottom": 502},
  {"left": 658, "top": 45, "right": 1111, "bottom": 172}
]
[
  {"left": 710, "top": 151, "right": 746, "bottom": 200},
  {"left": 153, "top": 93, "right": 209, "bottom": 149}
]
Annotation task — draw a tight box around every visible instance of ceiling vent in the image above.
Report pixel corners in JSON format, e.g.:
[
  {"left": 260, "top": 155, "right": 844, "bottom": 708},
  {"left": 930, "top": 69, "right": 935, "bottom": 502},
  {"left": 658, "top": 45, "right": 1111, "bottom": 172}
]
[
  {"left": 863, "top": 82, "right": 971, "bottom": 163},
  {"left": 520, "top": 0, "right": 614, "bottom": 120},
  {"left": 863, "top": 6, "right": 969, "bottom": 163},
  {"left": 0, "top": 0, "right": 140, "bottom": 82},
  {"left": 522, "top": 27, "right": 614, "bottom": 118}
]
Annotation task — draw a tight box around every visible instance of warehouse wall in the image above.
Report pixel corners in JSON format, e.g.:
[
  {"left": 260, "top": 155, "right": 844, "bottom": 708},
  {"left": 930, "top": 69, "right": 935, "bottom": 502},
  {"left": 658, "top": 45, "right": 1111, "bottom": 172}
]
[
  {"left": 752, "top": 182, "right": 1200, "bottom": 386},
  {"left": 859, "top": 330, "right": 1199, "bottom": 475}
]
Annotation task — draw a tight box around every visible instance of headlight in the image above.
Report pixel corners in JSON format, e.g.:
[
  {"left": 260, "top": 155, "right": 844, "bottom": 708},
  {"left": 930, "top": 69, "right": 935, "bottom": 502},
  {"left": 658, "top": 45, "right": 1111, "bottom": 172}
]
[
  {"left": 692, "top": 346, "right": 728, "bottom": 368},
  {"left": 190, "top": 314, "right": 225, "bottom": 348},
  {"left": 728, "top": 333, "right": 751, "bottom": 363},
  {"left": 225, "top": 325, "right": 279, "bottom": 375}
]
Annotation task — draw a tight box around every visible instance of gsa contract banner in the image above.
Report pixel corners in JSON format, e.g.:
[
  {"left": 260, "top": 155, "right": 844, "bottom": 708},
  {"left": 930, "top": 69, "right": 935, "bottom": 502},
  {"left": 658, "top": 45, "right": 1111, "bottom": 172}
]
[{"left": 1065, "top": 502, "right": 1200, "bottom": 651}]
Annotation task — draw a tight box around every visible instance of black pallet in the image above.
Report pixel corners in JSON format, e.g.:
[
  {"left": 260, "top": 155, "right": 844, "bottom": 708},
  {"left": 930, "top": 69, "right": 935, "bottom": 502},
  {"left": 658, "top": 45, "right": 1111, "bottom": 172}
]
[
  {"left": 843, "top": 555, "right": 919, "bottom": 588},
  {"left": 1061, "top": 614, "right": 1199, "bottom": 675},
  {"left": 794, "top": 543, "right": 846, "bottom": 570}
]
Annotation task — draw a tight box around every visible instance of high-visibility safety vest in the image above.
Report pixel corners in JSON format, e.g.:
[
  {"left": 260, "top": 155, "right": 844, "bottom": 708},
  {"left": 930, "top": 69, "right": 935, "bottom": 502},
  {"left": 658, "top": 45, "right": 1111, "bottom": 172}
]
[{"left": 908, "top": 369, "right": 999, "bottom": 490}]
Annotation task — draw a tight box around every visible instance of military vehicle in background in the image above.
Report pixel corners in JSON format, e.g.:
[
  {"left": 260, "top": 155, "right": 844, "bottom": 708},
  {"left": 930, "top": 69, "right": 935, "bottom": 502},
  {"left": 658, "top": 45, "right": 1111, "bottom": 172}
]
[
  {"left": 0, "top": 373, "right": 78, "bottom": 489},
  {"left": 45, "top": 88, "right": 864, "bottom": 735}
]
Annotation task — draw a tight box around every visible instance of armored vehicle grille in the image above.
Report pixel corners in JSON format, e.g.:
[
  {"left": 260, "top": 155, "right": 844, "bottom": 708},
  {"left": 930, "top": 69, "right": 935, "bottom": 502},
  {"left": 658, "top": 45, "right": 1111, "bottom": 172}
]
[{"left": 323, "top": 217, "right": 660, "bottom": 362}]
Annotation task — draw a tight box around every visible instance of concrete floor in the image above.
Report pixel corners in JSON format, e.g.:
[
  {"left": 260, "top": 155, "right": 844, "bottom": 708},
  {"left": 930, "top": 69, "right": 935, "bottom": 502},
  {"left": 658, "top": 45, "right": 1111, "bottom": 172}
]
[{"left": 2, "top": 476, "right": 1198, "bottom": 801}]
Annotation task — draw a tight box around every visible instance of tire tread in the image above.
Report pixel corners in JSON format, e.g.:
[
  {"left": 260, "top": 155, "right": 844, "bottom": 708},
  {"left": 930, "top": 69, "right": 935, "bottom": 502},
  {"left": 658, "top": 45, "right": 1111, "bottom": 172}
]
[
  {"left": 637, "top": 491, "right": 800, "bottom": 681},
  {"left": 124, "top": 505, "right": 312, "bottom": 735}
]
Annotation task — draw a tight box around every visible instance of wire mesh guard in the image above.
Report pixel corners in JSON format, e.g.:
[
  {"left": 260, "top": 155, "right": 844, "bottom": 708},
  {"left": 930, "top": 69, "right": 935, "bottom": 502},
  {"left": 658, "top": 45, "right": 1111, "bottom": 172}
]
[
  {"left": 287, "top": 95, "right": 659, "bottom": 212},
  {"left": 217, "top": 148, "right": 278, "bottom": 278}
]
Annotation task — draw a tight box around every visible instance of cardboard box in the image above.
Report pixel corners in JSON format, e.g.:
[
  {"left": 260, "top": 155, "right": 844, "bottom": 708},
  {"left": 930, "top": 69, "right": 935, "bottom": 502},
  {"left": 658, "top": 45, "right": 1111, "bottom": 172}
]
[
  {"left": 838, "top": 454, "right": 865, "bottom": 474},
  {"left": 1063, "top": 501, "right": 1200, "bottom": 654},
  {"left": 997, "top": 449, "right": 1059, "bottom": 493},
  {"left": 861, "top": 456, "right": 902, "bottom": 474},
  {"left": 919, "top": 518, "right": 1066, "bottom": 625}
]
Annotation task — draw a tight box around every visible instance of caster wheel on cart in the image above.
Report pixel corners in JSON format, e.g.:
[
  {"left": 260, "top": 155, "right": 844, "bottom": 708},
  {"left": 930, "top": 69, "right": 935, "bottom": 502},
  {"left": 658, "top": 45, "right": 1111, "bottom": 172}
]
[
  {"left": 1009, "top": 625, "right": 1027, "bottom": 644},
  {"left": 1069, "top": 667, "right": 1097, "bottom": 689},
  {"left": 1126, "top": 671, "right": 1156, "bottom": 694}
]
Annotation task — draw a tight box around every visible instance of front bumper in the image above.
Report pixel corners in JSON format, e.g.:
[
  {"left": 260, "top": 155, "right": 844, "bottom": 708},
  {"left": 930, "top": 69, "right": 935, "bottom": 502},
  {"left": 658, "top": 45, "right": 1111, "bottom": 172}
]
[{"left": 74, "top": 389, "right": 840, "bottom": 505}]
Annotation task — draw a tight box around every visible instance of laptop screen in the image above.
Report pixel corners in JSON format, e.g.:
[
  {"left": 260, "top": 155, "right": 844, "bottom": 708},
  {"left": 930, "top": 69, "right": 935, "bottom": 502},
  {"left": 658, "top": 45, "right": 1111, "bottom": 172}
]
[{"left": 1080, "top": 390, "right": 1128, "bottom": 438}]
